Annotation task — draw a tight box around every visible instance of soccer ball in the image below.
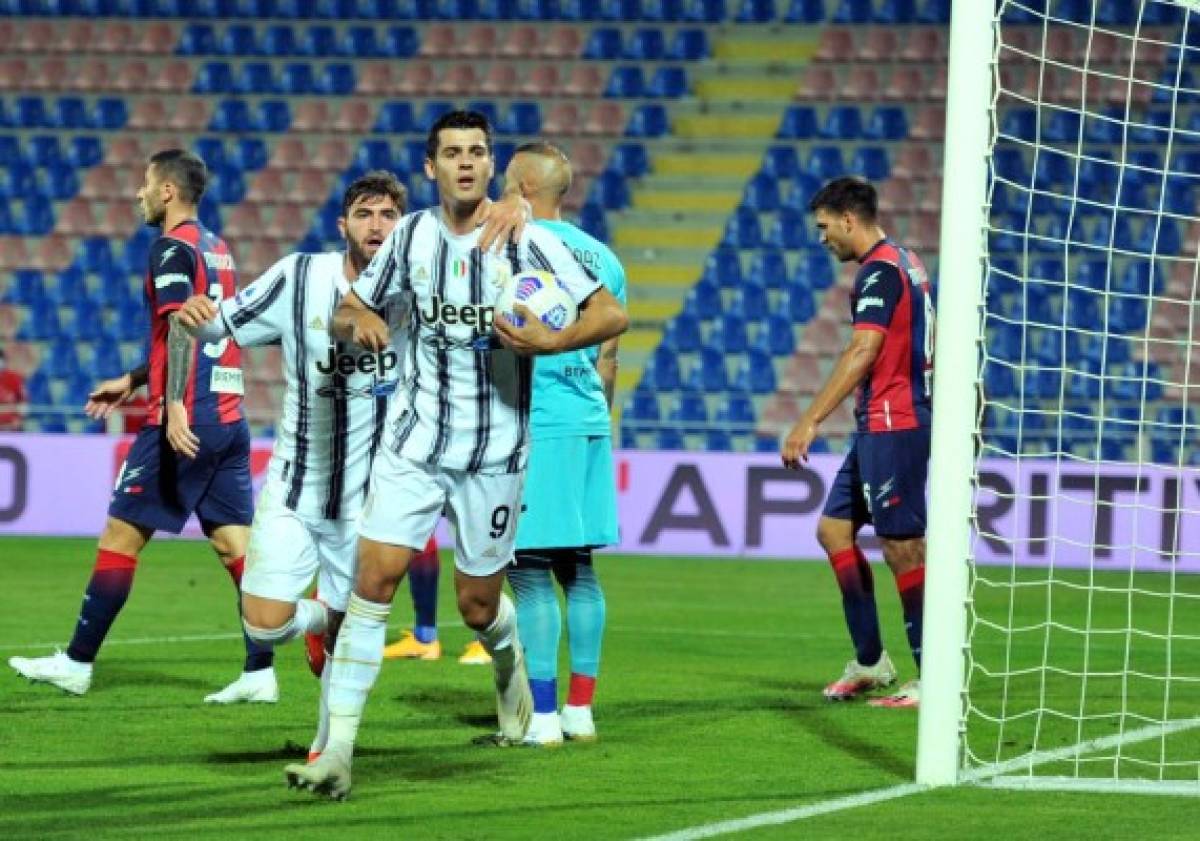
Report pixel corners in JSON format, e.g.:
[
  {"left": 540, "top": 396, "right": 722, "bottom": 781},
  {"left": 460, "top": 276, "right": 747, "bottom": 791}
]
[{"left": 496, "top": 270, "right": 578, "bottom": 331}]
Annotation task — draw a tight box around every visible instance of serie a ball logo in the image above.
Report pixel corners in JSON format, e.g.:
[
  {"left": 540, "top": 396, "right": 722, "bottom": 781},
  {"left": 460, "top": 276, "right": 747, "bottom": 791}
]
[{"left": 498, "top": 270, "right": 579, "bottom": 331}]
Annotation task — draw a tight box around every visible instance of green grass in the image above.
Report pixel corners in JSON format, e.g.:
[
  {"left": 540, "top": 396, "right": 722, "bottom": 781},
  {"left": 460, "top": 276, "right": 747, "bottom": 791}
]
[{"left": 2, "top": 537, "right": 1199, "bottom": 840}]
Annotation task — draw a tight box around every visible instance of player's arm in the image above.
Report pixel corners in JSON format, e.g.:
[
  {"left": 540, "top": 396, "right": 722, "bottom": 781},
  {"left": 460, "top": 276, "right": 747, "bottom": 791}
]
[
  {"left": 476, "top": 185, "right": 531, "bottom": 254},
  {"left": 339, "top": 222, "right": 410, "bottom": 350},
  {"left": 595, "top": 337, "right": 619, "bottom": 409},
  {"left": 84, "top": 363, "right": 145, "bottom": 420},
  {"left": 149, "top": 238, "right": 202, "bottom": 458},
  {"left": 332, "top": 290, "right": 390, "bottom": 351},
  {"left": 181, "top": 256, "right": 294, "bottom": 347}
]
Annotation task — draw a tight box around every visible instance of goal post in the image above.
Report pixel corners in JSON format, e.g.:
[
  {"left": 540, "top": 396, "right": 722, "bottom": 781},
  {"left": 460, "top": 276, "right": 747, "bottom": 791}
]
[
  {"left": 916, "top": 0, "right": 992, "bottom": 787},
  {"left": 920, "top": 0, "right": 1200, "bottom": 793}
]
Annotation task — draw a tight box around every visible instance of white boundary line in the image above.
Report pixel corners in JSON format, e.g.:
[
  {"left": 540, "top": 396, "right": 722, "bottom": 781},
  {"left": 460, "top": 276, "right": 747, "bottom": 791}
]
[{"left": 634, "top": 719, "right": 1200, "bottom": 840}]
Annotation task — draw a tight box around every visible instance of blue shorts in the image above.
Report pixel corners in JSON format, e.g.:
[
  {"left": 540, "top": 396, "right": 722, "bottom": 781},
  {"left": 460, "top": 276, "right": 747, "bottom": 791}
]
[
  {"left": 108, "top": 421, "right": 254, "bottom": 535},
  {"left": 515, "top": 435, "right": 619, "bottom": 551},
  {"left": 822, "top": 427, "right": 930, "bottom": 539}
]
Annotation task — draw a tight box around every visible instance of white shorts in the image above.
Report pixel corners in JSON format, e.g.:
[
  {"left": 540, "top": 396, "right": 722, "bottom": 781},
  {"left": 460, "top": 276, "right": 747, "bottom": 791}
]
[
  {"left": 242, "top": 479, "right": 358, "bottom": 611},
  {"left": 359, "top": 448, "right": 524, "bottom": 578}
]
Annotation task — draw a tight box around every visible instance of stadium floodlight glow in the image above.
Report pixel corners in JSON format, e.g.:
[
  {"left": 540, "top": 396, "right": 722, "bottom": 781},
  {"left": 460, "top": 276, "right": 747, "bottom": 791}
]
[{"left": 919, "top": 0, "right": 1200, "bottom": 794}]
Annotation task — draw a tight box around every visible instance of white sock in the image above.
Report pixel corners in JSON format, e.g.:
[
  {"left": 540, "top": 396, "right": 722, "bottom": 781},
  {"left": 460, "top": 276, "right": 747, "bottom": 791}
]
[
  {"left": 293, "top": 598, "right": 329, "bottom": 635},
  {"left": 480, "top": 593, "right": 518, "bottom": 684},
  {"left": 326, "top": 594, "right": 391, "bottom": 752},
  {"left": 310, "top": 659, "right": 331, "bottom": 757}
]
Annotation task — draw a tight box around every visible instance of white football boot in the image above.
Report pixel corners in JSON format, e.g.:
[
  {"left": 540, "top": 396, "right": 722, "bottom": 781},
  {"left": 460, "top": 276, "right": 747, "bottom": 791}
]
[
  {"left": 204, "top": 668, "right": 279, "bottom": 704},
  {"left": 560, "top": 704, "right": 598, "bottom": 742},
  {"left": 522, "top": 711, "right": 564, "bottom": 748},
  {"left": 823, "top": 651, "right": 897, "bottom": 701},
  {"left": 285, "top": 747, "right": 352, "bottom": 801},
  {"left": 9, "top": 650, "right": 92, "bottom": 695},
  {"left": 495, "top": 647, "right": 533, "bottom": 743}
]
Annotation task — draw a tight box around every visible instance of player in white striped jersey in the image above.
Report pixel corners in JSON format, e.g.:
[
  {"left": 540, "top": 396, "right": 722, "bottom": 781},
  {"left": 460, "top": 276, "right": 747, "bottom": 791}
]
[{"left": 285, "top": 110, "right": 628, "bottom": 799}]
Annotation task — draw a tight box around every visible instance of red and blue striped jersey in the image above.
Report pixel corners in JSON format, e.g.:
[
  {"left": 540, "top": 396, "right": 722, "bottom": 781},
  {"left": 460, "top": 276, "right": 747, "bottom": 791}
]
[
  {"left": 850, "top": 238, "right": 934, "bottom": 433},
  {"left": 143, "top": 219, "right": 244, "bottom": 426}
]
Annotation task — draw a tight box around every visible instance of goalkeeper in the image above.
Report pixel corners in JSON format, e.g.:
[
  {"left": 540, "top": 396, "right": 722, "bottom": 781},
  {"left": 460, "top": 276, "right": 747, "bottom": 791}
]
[{"left": 782, "top": 177, "right": 934, "bottom": 709}]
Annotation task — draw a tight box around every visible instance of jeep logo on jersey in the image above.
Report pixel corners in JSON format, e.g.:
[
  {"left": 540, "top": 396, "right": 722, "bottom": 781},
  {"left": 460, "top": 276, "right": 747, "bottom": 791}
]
[
  {"left": 416, "top": 296, "right": 495, "bottom": 333},
  {"left": 315, "top": 347, "right": 399, "bottom": 377}
]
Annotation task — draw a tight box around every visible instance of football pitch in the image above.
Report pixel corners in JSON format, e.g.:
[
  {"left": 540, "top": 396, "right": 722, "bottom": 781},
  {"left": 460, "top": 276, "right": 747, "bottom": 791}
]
[{"left": 3, "top": 537, "right": 1200, "bottom": 840}]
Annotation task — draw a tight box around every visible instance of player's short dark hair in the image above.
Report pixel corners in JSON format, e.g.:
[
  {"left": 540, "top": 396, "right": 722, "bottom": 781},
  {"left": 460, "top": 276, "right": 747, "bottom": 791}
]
[
  {"left": 809, "top": 176, "right": 878, "bottom": 222},
  {"left": 512, "top": 141, "right": 572, "bottom": 198},
  {"left": 425, "top": 109, "right": 493, "bottom": 161},
  {"left": 148, "top": 149, "right": 208, "bottom": 204},
  {"left": 341, "top": 170, "right": 407, "bottom": 217}
]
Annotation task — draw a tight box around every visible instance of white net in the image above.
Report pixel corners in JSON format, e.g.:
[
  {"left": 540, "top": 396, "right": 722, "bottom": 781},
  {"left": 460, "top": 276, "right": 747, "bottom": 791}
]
[{"left": 967, "top": 0, "right": 1200, "bottom": 789}]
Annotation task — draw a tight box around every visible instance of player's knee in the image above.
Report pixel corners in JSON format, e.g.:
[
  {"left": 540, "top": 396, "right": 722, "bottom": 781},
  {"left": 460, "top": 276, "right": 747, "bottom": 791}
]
[
  {"left": 242, "top": 597, "right": 296, "bottom": 630},
  {"left": 457, "top": 594, "right": 497, "bottom": 631},
  {"left": 879, "top": 536, "right": 924, "bottom": 574},
  {"left": 242, "top": 615, "right": 295, "bottom": 646},
  {"left": 817, "top": 517, "right": 853, "bottom": 554}
]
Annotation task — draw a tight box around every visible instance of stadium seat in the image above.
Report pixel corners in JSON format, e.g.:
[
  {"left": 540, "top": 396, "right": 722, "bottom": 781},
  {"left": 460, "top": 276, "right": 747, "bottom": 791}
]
[
  {"left": 662, "top": 313, "right": 703, "bottom": 354},
  {"left": 683, "top": 0, "right": 725, "bottom": 21},
  {"left": 735, "top": 0, "right": 774, "bottom": 21},
  {"left": 668, "top": 27, "right": 708, "bottom": 59},
  {"left": 195, "top": 61, "right": 235, "bottom": 94},
  {"left": 784, "top": 0, "right": 825, "bottom": 22},
  {"left": 721, "top": 392, "right": 756, "bottom": 425},
  {"left": 584, "top": 28, "right": 623, "bottom": 60},
  {"left": 625, "top": 104, "right": 668, "bottom": 137},
  {"left": 797, "top": 251, "right": 834, "bottom": 290},
  {"left": 851, "top": 146, "right": 890, "bottom": 180},
  {"left": 863, "top": 106, "right": 908, "bottom": 140},
  {"left": 732, "top": 350, "right": 776, "bottom": 394},
  {"left": 498, "top": 101, "right": 541, "bottom": 135},
  {"left": 747, "top": 248, "right": 788, "bottom": 288},
  {"left": 589, "top": 169, "right": 629, "bottom": 210},
  {"left": 806, "top": 146, "right": 844, "bottom": 180},
  {"left": 765, "top": 208, "right": 811, "bottom": 250},
  {"left": 741, "top": 173, "right": 779, "bottom": 212},
  {"left": 642, "top": 0, "right": 683, "bottom": 19},
  {"left": 384, "top": 26, "right": 420, "bottom": 58},
  {"left": 780, "top": 286, "right": 815, "bottom": 322},
  {"left": 258, "top": 100, "right": 291, "bottom": 132},
  {"left": 319, "top": 63, "right": 356, "bottom": 95},
  {"left": 820, "top": 106, "right": 863, "bottom": 140},
  {"left": 608, "top": 142, "right": 648, "bottom": 178},
  {"left": 648, "top": 66, "right": 688, "bottom": 98},
  {"left": 721, "top": 206, "right": 761, "bottom": 249},
  {"left": 832, "top": 0, "right": 870, "bottom": 22},
  {"left": 302, "top": 25, "right": 340, "bottom": 57},
  {"left": 220, "top": 24, "right": 259, "bottom": 56},
  {"left": 690, "top": 348, "right": 730, "bottom": 391},
  {"left": 178, "top": 23, "right": 218, "bottom": 55},
  {"left": 577, "top": 202, "right": 607, "bottom": 240},
  {"left": 625, "top": 28, "right": 665, "bottom": 60},
  {"left": 605, "top": 66, "right": 645, "bottom": 98}
]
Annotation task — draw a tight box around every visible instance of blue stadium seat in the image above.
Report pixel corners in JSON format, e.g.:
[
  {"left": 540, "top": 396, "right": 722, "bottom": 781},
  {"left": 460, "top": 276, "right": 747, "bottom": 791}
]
[
  {"left": 53, "top": 97, "right": 91, "bottom": 130},
  {"left": 583, "top": 27, "right": 623, "bottom": 59},
  {"left": 1001, "top": 108, "right": 1037, "bottom": 142},
  {"left": 24, "top": 370, "right": 52, "bottom": 411},
  {"left": 93, "top": 98, "right": 127, "bottom": 131},
  {"left": 625, "top": 28, "right": 665, "bottom": 59},
  {"left": 704, "top": 430, "right": 733, "bottom": 451},
  {"left": 1137, "top": 219, "right": 1182, "bottom": 256},
  {"left": 662, "top": 313, "right": 703, "bottom": 354},
  {"left": 46, "top": 165, "right": 79, "bottom": 201},
  {"left": 513, "top": 0, "right": 555, "bottom": 19},
  {"left": 798, "top": 251, "right": 834, "bottom": 289},
  {"left": 341, "top": 26, "right": 381, "bottom": 57},
  {"left": 735, "top": 0, "right": 773, "bottom": 21},
  {"left": 642, "top": 0, "right": 683, "bottom": 19},
  {"left": 578, "top": 203, "right": 608, "bottom": 240},
  {"left": 728, "top": 285, "right": 768, "bottom": 321},
  {"left": 668, "top": 27, "right": 708, "bottom": 59},
  {"left": 465, "top": 100, "right": 501, "bottom": 130},
  {"left": 261, "top": 24, "right": 299, "bottom": 56},
  {"left": 29, "top": 135, "right": 63, "bottom": 168},
  {"left": 691, "top": 348, "right": 729, "bottom": 391},
  {"left": 1116, "top": 260, "right": 1162, "bottom": 297},
  {"left": 605, "top": 66, "right": 645, "bottom": 98},
  {"left": 195, "top": 61, "right": 236, "bottom": 94},
  {"left": 302, "top": 25, "right": 339, "bottom": 56},
  {"left": 498, "top": 101, "right": 541, "bottom": 135},
  {"left": 258, "top": 100, "right": 292, "bottom": 132},
  {"left": 780, "top": 286, "right": 814, "bottom": 322},
  {"left": 194, "top": 136, "right": 227, "bottom": 170},
  {"left": 647, "top": 347, "right": 681, "bottom": 391},
  {"left": 589, "top": 170, "right": 629, "bottom": 209},
  {"left": 320, "top": 63, "right": 357, "bottom": 95},
  {"left": 655, "top": 428, "right": 686, "bottom": 450},
  {"left": 44, "top": 337, "right": 81, "bottom": 379},
  {"left": 703, "top": 246, "right": 742, "bottom": 288},
  {"left": 851, "top": 146, "right": 890, "bottom": 180},
  {"left": 874, "top": 0, "right": 914, "bottom": 22},
  {"left": 649, "top": 66, "right": 688, "bottom": 98},
  {"left": 766, "top": 208, "right": 811, "bottom": 250},
  {"left": 78, "top": 237, "right": 114, "bottom": 275},
  {"left": 1084, "top": 108, "right": 1124, "bottom": 144},
  {"left": 416, "top": 100, "right": 455, "bottom": 133},
  {"left": 784, "top": 0, "right": 825, "bottom": 22},
  {"left": 3, "top": 269, "right": 43, "bottom": 306},
  {"left": 820, "top": 105, "right": 863, "bottom": 140},
  {"left": 599, "top": 0, "right": 640, "bottom": 19},
  {"left": 278, "top": 62, "right": 314, "bottom": 94},
  {"left": 683, "top": 0, "right": 724, "bottom": 20},
  {"left": 384, "top": 26, "right": 420, "bottom": 58},
  {"left": 782, "top": 173, "right": 821, "bottom": 211},
  {"left": 626, "top": 390, "right": 661, "bottom": 422},
  {"left": 720, "top": 392, "right": 756, "bottom": 425},
  {"left": 806, "top": 145, "right": 844, "bottom": 180},
  {"left": 220, "top": 24, "right": 260, "bottom": 56},
  {"left": 16, "top": 297, "right": 58, "bottom": 341},
  {"left": 747, "top": 248, "right": 787, "bottom": 288},
  {"left": 832, "top": 0, "right": 870, "bottom": 22},
  {"left": 115, "top": 299, "right": 147, "bottom": 342},
  {"left": 864, "top": 106, "right": 908, "bottom": 141},
  {"left": 626, "top": 104, "right": 669, "bottom": 137},
  {"left": 761, "top": 146, "right": 799, "bottom": 180},
  {"left": 0, "top": 137, "right": 23, "bottom": 169},
  {"left": 235, "top": 137, "right": 268, "bottom": 171},
  {"left": 375, "top": 101, "right": 415, "bottom": 135},
  {"left": 609, "top": 142, "right": 648, "bottom": 177},
  {"left": 397, "top": 139, "right": 427, "bottom": 173},
  {"left": 14, "top": 97, "right": 48, "bottom": 129},
  {"left": 179, "top": 23, "right": 218, "bottom": 55},
  {"left": 409, "top": 178, "right": 438, "bottom": 209},
  {"left": 991, "top": 146, "right": 1030, "bottom": 184},
  {"left": 732, "top": 350, "right": 776, "bottom": 394},
  {"left": 741, "top": 172, "right": 779, "bottom": 212},
  {"left": 681, "top": 280, "right": 721, "bottom": 319},
  {"left": 560, "top": 0, "right": 601, "bottom": 17},
  {"left": 1040, "top": 110, "right": 1082, "bottom": 144},
  {"left": 357, "top": 139, "right": 394, "bottom": 171},
  {"left": 916, "top": 0, "right": 949, "bottom": 22},
  {"left": 722, "top": 206, "right": 761, "bottom": 248},
  {"left": 210, "top": 99, "right": 256, "bottom": 132}
]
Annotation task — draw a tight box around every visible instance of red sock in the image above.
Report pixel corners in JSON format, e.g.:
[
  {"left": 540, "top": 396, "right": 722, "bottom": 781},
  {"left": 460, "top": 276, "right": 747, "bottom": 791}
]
[
  {"left": 225, "top": 556, "right": 245, "bottom": 588},
  {"left": 567, "top": 673, "right": 596, "bottom": 706}
]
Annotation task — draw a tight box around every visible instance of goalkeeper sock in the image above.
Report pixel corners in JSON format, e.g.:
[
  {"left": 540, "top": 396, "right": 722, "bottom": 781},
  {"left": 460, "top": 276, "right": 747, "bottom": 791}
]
[
  {"left": 557, "top": 550, "right": 606, "bottom": 694},
  {"left": 408, "top": 537, "right": 440, "bottom": 644},
  {"left": 225, "top": 557, "right": 274, "bottom": 673},
  {"left": 66, "top": 549, "right": 138, "bottom": 663},
  {"left": 509, "top": 562, "right": 561, "bottom": 714},
  {"left": 896, "top": 565, "right": 925, "bottom": 670},
  {"left": 327, "top": 594, "right": 391, "bottom": 752},
  {"left": 828, "top": 546, "right": 883, "bottom": 667}
]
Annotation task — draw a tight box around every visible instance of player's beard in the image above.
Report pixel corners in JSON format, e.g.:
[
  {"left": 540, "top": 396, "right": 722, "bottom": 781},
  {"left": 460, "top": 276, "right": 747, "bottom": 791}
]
[
  {"left": 347, "top": 236, "right": 373, "bottom": 275},
  {"left": 142, "top": 200, "right": 165, "bottom": 227}
]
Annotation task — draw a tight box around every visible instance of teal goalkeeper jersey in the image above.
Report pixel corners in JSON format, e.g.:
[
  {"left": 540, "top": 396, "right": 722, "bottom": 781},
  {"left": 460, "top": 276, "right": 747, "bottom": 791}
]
[{"left": 530, "top": 219, "right": 627, "bottom": 440}]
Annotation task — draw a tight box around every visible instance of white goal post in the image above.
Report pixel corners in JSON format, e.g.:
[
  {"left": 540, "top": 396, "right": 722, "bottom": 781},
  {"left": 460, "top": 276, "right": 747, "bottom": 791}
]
[{"left": 919, "top": 0, "right": 1200, "bottom": 792}]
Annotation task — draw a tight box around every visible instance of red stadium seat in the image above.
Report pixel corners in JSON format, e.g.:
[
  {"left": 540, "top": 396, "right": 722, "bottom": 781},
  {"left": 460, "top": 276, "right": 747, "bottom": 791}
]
[
  {"left": 435, "top": 64, "right": 478, "bottom": 96},
  {"left": 0, "top": 305, "right": 19, "bottom": 341},
  {"left": 245, "top": 170, "right": 287, "bottom": 205},
  {"left": 917, "top": 177, "right": 942, "bottom": 213},
  {"left": 29, "top": 236, "right": 72, "bottom": 272},
  {"left": 882, "top": 66, "right": 926, "bottom": 102},
  {"left": 876, "top": 178, "right": 915, "bottom": 215},
  {"left": 1043, "top": 27, "right": 1076, "bottom": 64},
  {"left": 15, "top": 20, "right": 54, "bottom": 53},
  {"left": 105, "top": 136, "right": 146, "bottom": 167},
  {"left": 582, "top": 101, "right": 624, "bottom": 136},
  {"left": 264, "top": 204, "right": 308, "bottom": 241},
  {"left": 395, "top": 62, "right": 436, "bottom": 95},
  {"left": 567, "top": 140, "right": 605, "bottom": 175},
  {"left": 420, "top": 25, "right": 457, "bottom": 58},
  {"left": 224, "top": 203, "right": 266, "bottom": 239},
  {"left": 793, "top": 65, "right": 836, "bottom": 102},
  {"left": 57, "top": 199, "right": 98, "bottom": 237},
  {"left": 563, "top": 65, "right": 604, "bottom": 98},
  {"left": 135, "top": 23, "right": 176, "bottom": 56},
  {"left": 271, "top": 138, "right": 309, "bottom": 171},
  {"left": 113, "top": 60, "right": 153, "bottom": 93},
  {"left": 310, "top": 139, "right": 352, "bottom": 172},
  {"left": 540, "top": 26, "right": 583, "bottom": 59},
  {"left": 69, "top": 59, "right": 115, "bottom": 93},
  {"left": 291, "top": 100, "right": 332, "bottom": 132},
  {"left": 1000, "top": 27, "right": 1035, "bottom": 58},
  {"left": 0, "top": 59, "right": 27, "bottom": 92},
  {"left": 332, "top": 99, "right": 373, "bottom": 133},
  {"left": 843, "top": 65, "right": 881, "bottom": 100},
  {"left": 480, "top": 63, "right": 519, "bottom": 96},
  {"left": 152, "top": 61, "right": 195, "bottom": 94},
  {"left": 456, "top": 25, "right": 497, "bottom": 58},
  {"left": 28, "top": 58, "right": 69, "bottom": 92},
  {"left": 93, "top": 201, "right": 137, "bottom": 237},
  {"left": 859, "top": 28, "right": 898, "bottom": 62},
  {"left": 96, "top": 22, "right": 136, "bottom": 54},
  {"left": 284, "top": 170, "right": 332, "bottom": 203},
  {"left": 0, "top": 238, "right": 30, "bottom": 270},
  {"left": 166, "top": 99, "right": 211, "bottom": 132},
  {"left": 758, "top": 394, "right": 802, "bottom": 429},
  {"left": 798, "top": 317, "right": 844, "bottom": 354},
  {"left": 498, "top": 25, "right": 540, "bottom": 58},
  {"left": 814, "top": 27, "right": 854, "bottom": 63},
  {"left": 782, "top": 352, "right": 822, "bottom": 395},
  {"left": 0, "top": 21, "right": 13, "bottom": 54},
  {"left": 127, "top": 97, "right": 168, "bottom": 131},
  {"left": 238, "top": 242, "right": 284, "bottom": 288},
  {"left": 80, "top": 166, "right": 122, "bottom": 200},
  {"left": 357, "top": 63, "right": 395, "bottom": 96},
  {"left": 520, "top": 64, "right": 561, "bottom": 97},
  {"left": 61, "top": 21, "right": 97, "bottom": 55},
  {"left": 925, "top": 65, "right": 947, "bottom": 101},
  {"left": 562, "top": 176, "right": 589, "bottom": 213},
  {"left": 542, "top": 102, "right": 582, "bottom": 136},
  {"left": 899, "top": 27, "right": 946, "bottom": 62},
  {"left": 3, "top": 341, "right": 38, "bottom": 376}
]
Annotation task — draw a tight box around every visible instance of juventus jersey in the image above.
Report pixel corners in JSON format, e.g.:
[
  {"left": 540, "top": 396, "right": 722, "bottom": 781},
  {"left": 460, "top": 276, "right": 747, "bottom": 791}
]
[
  {"left": 219, "top": 251, "right": 409, "bottom": 520},
  {"left": 353, "top": 209, "right": 601, "bottom": 474}
]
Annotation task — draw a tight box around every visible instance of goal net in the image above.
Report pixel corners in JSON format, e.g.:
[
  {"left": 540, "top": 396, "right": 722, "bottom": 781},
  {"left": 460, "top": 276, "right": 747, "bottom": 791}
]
[{"left": 963, "top": 0, "right": 1200, "bottom": 791}]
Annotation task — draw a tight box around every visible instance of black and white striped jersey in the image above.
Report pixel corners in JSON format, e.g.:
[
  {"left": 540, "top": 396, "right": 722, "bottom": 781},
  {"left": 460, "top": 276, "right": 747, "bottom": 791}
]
[
  {"left": 219, "top": 251, "right": 409, "bottom": 520},
  {"left": 353, "top": 209, "right": 600, "bottom": 474}
]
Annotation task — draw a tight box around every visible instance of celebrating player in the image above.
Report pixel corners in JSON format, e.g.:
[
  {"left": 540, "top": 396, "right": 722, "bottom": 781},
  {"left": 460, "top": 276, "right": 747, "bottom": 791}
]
[
  {"left": 503, "top": 142, "right": 625, "bottom": 746},
  {"left": 284, "top": 110, "right": 628, "bottom": 799},
  {"left": 781, "top": 176, "right": 933, "bottom": 709},
  {"left": 9, "top": 150, "right": 272, "bottom": 702}
]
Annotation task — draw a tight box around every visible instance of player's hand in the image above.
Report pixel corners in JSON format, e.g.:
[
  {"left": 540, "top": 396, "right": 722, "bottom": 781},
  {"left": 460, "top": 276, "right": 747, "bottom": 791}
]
[
  {"left": 477, "top": 193, "right": 530, "bottom": 254},
  {"left": 493, "top": 304, "right": 561, "bottom": 356},
  {"left": 175, "top": 294, "right": 218, "bottom": 331},
  {"left": 165, "top": 400, "right": 200, "bottom": 459},
  {"left": 84, "top": 374, "right": 134, "bottom": 420},
  {"left": 781, "top": 416, "right": 819, "bottom": 469},
  {"left": 349, "top": 309, "right": 390, "bottom": 352}
]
